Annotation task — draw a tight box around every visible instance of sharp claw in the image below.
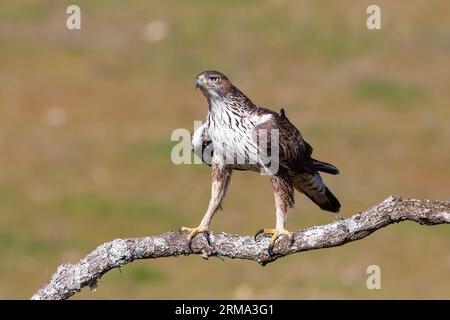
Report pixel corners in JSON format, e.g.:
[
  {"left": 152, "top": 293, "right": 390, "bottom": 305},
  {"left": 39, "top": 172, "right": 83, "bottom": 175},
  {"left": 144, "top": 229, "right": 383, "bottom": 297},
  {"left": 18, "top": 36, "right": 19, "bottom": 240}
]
[
  {"left": 203, "top": 231, "right": 211, "bottom": 246},
  {"left": 268, "top": 235, "right": 278, "bottom": 255},
  {"left": 289, "top": 235, "right": 295, "bottom": 246},
  {"left": 268, "top": 242, "right": 274, "bottom": 255},
  {"left": 254, "top": 229, "right": 265, "bottom": 241}
]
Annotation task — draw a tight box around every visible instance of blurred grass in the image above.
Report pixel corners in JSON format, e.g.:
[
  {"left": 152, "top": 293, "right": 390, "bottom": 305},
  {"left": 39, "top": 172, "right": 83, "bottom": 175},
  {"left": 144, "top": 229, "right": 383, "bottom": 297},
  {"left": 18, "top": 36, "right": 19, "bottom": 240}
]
[
  {"left": 353, "top": 78, "right": 426, "bottom": 106},
  {"left": 109, "top": 265, "right": 167, "bottom": 284},
  {"left": 0, "top": 0, "right": 449, "bottom": 299},
  {"left": 125, "top": 140, "right": 176, "bottom": 161}
]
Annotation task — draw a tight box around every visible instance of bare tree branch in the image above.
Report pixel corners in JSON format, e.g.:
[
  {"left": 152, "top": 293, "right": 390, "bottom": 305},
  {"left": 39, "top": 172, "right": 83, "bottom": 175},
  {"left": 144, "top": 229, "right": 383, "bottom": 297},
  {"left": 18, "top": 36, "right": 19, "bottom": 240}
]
[{"left": 31, "top": 196, "right": 450, "bottom": 300}]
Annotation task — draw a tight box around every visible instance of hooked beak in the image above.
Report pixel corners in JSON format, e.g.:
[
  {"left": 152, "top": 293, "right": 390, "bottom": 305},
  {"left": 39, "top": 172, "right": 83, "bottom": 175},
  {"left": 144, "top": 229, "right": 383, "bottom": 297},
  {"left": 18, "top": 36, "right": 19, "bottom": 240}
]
[{"left": 195, "top": 74, "right": 206, "bottom": 89}]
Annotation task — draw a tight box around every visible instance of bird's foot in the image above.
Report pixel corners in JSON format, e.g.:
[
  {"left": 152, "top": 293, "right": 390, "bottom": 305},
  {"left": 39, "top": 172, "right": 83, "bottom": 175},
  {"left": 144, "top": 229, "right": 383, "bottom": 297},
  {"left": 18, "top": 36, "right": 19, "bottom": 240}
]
[
  {"left": 179, "top": 226, "right": 211, "bottom": 248},
  {"left": 254, "top": 228, "right": 294, "bottom": 254}
]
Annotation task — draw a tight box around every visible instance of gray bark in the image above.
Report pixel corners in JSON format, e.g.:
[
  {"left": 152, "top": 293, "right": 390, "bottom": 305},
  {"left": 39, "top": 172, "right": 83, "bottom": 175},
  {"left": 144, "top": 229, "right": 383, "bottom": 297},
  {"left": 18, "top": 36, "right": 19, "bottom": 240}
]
[{"left": 31, "top": 196, "right": 450, "bottom": 300}]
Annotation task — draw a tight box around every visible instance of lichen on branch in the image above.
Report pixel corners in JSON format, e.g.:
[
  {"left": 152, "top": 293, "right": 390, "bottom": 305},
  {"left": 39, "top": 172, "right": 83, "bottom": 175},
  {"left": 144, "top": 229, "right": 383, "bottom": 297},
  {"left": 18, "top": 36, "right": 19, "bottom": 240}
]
[{"left": 31, "top": 196, "right": 450, "bottom": 300}]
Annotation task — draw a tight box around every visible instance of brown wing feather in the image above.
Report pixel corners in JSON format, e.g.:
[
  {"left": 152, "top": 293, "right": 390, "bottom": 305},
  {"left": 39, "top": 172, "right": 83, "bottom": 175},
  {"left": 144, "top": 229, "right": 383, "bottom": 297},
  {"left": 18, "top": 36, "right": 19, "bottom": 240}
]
[
  {"left": 252, "top": 106, "right": 341, "bottom": 213},
  {"left": 252, "top": 106, "right": 314, "bottom": 174}
]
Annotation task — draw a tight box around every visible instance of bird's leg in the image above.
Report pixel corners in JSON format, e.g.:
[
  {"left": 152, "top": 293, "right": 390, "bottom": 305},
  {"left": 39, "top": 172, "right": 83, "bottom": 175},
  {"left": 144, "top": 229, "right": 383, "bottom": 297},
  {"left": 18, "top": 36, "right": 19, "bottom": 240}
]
[
  {"left": 180, "top": 164, "right": 231, "bottom": 247},
  {"left": 255, "top": 173, "right": 294, "bottom": 254},
  {"left": 254, "top": 207, "right": 294, "bottom": 254}
]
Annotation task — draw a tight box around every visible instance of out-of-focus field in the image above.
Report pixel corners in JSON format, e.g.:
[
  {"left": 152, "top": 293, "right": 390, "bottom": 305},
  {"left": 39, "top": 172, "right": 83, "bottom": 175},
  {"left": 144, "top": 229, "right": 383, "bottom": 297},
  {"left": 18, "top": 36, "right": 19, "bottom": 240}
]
[{"left": 0, "top": 0, "right": 449, "bottom": 299}]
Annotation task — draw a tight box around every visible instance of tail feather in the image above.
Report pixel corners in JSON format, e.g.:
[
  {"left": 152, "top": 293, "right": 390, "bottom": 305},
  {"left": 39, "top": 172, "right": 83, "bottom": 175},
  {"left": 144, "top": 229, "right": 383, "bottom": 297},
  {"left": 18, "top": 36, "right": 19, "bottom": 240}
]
[
  {"left": 293, "top": 173, "right": 341, "bottom": 213},
  {"left": 312, "top": 158, "right": 340, "bottom": 175}
]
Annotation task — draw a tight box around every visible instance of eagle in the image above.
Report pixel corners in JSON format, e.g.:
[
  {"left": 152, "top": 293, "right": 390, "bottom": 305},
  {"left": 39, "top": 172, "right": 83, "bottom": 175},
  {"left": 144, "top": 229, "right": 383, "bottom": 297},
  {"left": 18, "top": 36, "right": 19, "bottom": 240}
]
[{"left": 180, "top": 70, "right": 340, "bottom": 253}]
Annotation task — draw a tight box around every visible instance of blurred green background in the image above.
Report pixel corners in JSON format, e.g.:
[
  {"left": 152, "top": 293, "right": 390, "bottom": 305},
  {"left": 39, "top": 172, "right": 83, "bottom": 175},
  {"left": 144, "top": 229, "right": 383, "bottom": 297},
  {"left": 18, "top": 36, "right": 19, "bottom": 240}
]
[{"left": 0, "top": 0, "right": 449, "bottom": 299}]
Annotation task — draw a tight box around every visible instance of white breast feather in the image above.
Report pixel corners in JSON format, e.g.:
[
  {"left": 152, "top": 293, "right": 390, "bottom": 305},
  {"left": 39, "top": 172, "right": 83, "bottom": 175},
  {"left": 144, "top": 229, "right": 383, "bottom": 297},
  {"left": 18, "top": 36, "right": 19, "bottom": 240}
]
[{"left": 208, "top": 101, "right": 273, "bottom": 167}]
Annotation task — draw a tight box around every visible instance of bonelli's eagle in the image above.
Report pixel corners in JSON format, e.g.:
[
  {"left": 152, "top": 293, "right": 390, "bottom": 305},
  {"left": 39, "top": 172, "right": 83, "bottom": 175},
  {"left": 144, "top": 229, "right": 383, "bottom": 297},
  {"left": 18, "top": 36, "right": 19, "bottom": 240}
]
[{"left": 181, "top": 71, "right": 340, "bottom": 253}]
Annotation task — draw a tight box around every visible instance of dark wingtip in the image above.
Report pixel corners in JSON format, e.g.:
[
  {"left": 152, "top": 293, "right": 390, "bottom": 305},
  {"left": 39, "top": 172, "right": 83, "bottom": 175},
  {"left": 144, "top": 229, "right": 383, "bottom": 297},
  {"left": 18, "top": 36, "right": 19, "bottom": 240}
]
[
  {"left": 322, "top": 188, "right": 341, "bottom": 213},
  {"left": 312, "top": 159, "right": 340, "bottom": 175}
]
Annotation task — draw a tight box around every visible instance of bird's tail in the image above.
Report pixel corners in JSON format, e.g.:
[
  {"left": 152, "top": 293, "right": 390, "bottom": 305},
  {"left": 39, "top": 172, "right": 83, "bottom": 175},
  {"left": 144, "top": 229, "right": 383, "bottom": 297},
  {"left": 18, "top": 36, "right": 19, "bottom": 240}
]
[
  {"left": 312, "top": 158, "right": 340, "bottom": 175},
  {"left": 293, "top": 173, "right": 341, "bottom": 213}
]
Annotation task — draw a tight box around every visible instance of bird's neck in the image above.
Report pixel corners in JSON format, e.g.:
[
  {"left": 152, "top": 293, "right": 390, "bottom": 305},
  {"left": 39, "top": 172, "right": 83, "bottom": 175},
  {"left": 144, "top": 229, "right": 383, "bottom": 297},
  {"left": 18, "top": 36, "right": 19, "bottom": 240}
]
[{"left": 207, "top": 86, "right": 256, "bottom": 114}]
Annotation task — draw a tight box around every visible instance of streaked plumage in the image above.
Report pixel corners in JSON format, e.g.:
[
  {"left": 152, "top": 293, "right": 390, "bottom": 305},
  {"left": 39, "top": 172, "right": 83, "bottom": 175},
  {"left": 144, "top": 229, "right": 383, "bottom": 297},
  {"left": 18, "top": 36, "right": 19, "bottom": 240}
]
[{"left": 182, "top": 71, "right": 340, "bottom": 253}]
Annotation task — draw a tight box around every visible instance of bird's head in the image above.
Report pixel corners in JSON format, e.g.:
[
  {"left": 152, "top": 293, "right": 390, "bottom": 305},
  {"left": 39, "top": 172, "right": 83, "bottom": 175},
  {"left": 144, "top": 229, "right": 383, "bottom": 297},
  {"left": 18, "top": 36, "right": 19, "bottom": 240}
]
[{"left": 195, "top": 70, "right": 232, "bottom": 99}]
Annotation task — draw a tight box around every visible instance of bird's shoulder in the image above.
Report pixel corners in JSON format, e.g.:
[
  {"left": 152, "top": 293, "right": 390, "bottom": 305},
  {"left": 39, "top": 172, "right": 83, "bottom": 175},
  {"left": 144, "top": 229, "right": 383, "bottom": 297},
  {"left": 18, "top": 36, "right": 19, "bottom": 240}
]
[
  {"left": 251, "top": 105, "right": 314, "bottom": 171},
  {"left": 250, "top": 105, "right": 304, "bottom": 144}
]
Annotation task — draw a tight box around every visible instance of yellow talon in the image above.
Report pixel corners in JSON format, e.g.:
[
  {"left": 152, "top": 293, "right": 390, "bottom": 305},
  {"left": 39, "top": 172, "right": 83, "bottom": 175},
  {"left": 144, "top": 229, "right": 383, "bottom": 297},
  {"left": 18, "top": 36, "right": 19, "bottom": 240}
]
[
  {"left": 254, "top": 228, "right": 293, "bottom": 254},
  {"left": 179, "top": 226, "right": 210, "bottom": 246}
]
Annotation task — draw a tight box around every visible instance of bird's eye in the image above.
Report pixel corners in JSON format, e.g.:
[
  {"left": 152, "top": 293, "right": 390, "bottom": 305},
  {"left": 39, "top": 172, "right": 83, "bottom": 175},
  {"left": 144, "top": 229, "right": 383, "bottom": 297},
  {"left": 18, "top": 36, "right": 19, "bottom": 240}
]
[{"left": 210, "top": 76, "right": 220, "bottom": 83}]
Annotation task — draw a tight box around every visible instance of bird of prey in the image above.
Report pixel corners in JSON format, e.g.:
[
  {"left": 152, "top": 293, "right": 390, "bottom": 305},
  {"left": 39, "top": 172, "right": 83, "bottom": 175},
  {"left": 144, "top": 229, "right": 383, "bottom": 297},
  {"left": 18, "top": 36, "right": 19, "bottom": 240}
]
[{"left": 180, "top": 70, "right": 340, "bottom": 253}]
